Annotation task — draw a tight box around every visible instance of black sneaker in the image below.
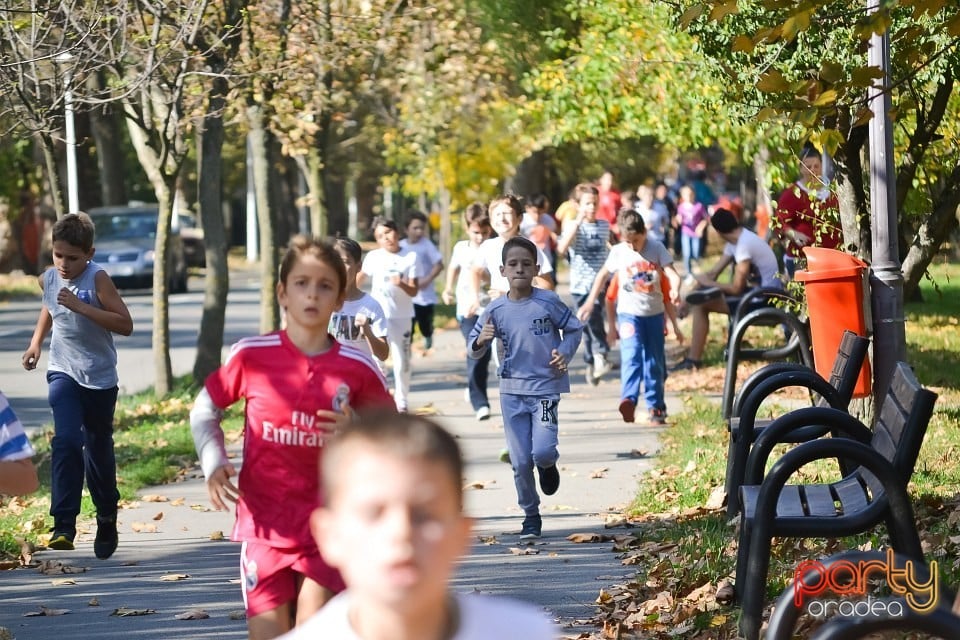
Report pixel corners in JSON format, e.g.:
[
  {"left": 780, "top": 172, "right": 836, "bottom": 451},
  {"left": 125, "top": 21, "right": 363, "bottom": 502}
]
[
  {"left": 519, "top": 515, "right": 542, "bottom": 540},
  {"left": 648, "top": 408, "right": 668, "bottom": 426},
  {"left": 670, "top": 358, "right": 702, "bottom": 372},
  {"left": 537, "top": 465, "right": 560, "bottom": 495},
  {"left": 685, "top": 287, "right": 723, "bottom": 305},
  {"left": 48, "top": 530, "right": 76, "bottom": 551},
  {"left": 94, "top": 516, "right": 118, "bottom": 559}
]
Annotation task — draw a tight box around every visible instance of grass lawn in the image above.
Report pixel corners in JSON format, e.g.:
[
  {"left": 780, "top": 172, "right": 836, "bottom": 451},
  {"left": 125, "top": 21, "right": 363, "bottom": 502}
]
[{"left": 579, "top": 258, "right": 960, "bottom": 638}]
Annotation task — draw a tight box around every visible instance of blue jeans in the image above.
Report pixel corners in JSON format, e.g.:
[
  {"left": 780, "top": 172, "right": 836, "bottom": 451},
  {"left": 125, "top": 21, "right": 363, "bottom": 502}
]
[
  {"left": 617, "top": 313, "right": 666, "bottom": 411},
  {"left": 681, "top": 234, "right": 702, "bottom": 274},
  {"left": 572, "top": 291, "right": 608, "bottom": 365},
  {"left": 47, "top": 372, "right": 120, "bottom": 530},
  {"left": 458, "top": 316, "right": 491, "bottom": 411}
]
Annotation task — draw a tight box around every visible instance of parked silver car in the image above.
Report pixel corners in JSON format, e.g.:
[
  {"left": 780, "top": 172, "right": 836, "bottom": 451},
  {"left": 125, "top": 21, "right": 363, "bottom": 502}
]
[{"left": 87, "top": 204, "right": 189, "bottom": 293}]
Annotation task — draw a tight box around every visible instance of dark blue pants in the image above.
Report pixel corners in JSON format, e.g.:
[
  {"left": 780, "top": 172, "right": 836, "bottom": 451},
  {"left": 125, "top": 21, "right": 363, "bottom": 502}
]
[
  {"left": 412, "top": 303, "right": 435, "bottom": 339},
  {"left": 47, "top": 372, "right": 120, "bottom": 530},
  {"left": 573, "top": 292, "right": 609, "bottom": 365},
  {"left": 459, "top": 316, "right": 491, "bottom": 411}
]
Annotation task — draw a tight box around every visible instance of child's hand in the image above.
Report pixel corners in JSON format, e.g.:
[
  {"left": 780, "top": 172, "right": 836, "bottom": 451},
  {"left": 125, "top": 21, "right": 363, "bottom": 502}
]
[
  {"left": 441, "top": 289, "right": 454, "bottom": 305},
  {"left": 576, "top": 301, "right": 593, "bottom": 323},
  {"left": 475, "top": 319, "right": 495, "bottom": 347},
  {"left": 674, "top": 326, "right": 686, "bottom": 345},
  {"left": 606, "top": 325, "right": 618, "bottom": 347},
  {"left": 207, "top": 463, "right": 241, "bottom": 511},
  {"left": 354, "top": 312, "right": 370, "bottom": 329},
  {"left": 22, "top": 346, "right": 40, "bottom": 371},
  {"left": 549, "top": 348, "right": 568, "bottom": 373},
  {"left": 56, "top": 287, "right": 83, "bottom": 311},
  {"left": 389, "top": 273, "right": 402, "bottom": 286}
]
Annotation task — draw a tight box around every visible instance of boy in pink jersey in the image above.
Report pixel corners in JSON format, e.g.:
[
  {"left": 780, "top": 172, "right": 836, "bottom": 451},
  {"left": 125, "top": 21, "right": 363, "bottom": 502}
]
[{"left": 190, "top": 236, "right": 394, "bottom": 640}]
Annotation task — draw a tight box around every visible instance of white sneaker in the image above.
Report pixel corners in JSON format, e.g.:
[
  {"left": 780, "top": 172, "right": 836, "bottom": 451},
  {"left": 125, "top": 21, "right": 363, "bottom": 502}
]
[
  {"left": 463, "top": 387, "right": 470, "bottom": 403},
  {"left": 476, "top": 406, "right": 491, "bottom": 421},
  {"left": 593, "top": 353, "right": 611, "bottom": 381}
]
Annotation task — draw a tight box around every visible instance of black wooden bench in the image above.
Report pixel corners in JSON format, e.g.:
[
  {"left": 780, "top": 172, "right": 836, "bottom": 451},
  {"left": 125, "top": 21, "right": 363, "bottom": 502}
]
[
  {"left": 724, "top": 330, "right": 870, "bottom": 517},
  {"left": 733, "top": 361, "right": 938, "bottom": 640},
  {"left": 766, "top": 549, "right": 956, "bottom": 640},
  {"left": 720, "top": 286, "right": 814, "bottom": 420}
]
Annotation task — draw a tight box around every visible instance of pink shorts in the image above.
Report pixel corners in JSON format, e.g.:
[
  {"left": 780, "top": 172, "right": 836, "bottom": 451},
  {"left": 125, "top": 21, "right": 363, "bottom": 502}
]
[{"left": 240, "top": 541, "right": 345, "bottom": 617}]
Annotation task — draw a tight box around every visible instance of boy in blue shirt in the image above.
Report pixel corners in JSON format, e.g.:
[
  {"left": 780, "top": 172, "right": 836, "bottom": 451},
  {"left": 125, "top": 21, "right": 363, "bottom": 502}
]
[{"left": 468, "top": 237, "right": 582, "bottom": 539}]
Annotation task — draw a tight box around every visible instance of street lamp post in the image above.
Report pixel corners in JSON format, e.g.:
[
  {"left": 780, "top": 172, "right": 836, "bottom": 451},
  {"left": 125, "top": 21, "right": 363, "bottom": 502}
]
[
  {"left": 56, "top": 52, "right": 79, "bottom": 214},
  {"left": 866, "top": 0, "right": 905, "bottom": 404}
]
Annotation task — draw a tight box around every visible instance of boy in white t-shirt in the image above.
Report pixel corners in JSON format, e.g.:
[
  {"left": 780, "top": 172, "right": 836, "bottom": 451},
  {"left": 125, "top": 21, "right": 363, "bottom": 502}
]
[
  {"left": 359, "top": 218, "right": 420, "bottom": 412},
  {"left": 330, "top": 237, "right": 389, "bottom": 362},
  {"left": 469, "top": 194, "right": 554, "bottom": 315},
  {"left": 400, "top": 211, "right": 444, "bottom": 352},
  {"left": 441, "top": 203, "right": 493, "bottom": 421},
  {"left": 277, "top": 411, "right": 556, "bottom": 640}
]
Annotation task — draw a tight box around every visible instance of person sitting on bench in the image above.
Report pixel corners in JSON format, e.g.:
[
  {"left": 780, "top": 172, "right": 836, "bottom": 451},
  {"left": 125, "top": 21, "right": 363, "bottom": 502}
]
[{"left": 673, "top": 208, "right": 782, "bottom": 371}]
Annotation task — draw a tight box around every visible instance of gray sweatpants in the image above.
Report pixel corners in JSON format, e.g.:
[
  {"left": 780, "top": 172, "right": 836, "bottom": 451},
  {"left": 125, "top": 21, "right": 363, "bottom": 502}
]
[{"left": 500, "top": 393, "right": 561, "bottom": 517}]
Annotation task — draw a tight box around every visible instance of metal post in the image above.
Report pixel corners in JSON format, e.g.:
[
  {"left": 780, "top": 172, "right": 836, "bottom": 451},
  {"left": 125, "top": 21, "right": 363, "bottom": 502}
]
[
  {"left": 866, "top": 0, "right": 905, "bottom": 404},
  {"left": 245, "top": 136, "right": 258, "bottom": 262},
  {"left": 57, "top": 53, "right": 79, "bottom": 214}
]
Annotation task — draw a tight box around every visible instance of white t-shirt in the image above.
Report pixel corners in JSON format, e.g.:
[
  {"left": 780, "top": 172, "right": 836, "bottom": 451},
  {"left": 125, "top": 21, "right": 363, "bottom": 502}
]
[
  {"left": 277, "top": 591, "right": 556, "bottom": 640},
  {"left": 603, "top": 240, "right": 673, "bottom": 317},
  {"left": 329, "top": 294, "right": 388, "bottom": 359},
  {"left": 723, "top": 228, "right": 782, "bottom": 289},
  {"left": 449, "top": 240, "right": 483, "bottom": 318},
  {"left": 400, "top": 237, "right": 444, "bottom": 306},
  {"left": 361, "top": 247, "right": 419, "bottom": 319},
  {"left": 472, "top": 236, "right": 554, "bottom": 294}
]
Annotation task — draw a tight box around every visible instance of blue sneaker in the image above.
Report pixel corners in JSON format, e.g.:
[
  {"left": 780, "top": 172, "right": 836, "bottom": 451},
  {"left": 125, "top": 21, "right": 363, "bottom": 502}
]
[{"left": 520, "top": 515, "right": 542, "bottom": 540}]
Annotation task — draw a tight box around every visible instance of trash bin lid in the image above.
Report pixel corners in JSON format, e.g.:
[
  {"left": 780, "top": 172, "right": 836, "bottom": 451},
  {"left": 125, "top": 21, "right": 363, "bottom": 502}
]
[{"left": 795, "top": 247, "right": 867, "bottom": 281}]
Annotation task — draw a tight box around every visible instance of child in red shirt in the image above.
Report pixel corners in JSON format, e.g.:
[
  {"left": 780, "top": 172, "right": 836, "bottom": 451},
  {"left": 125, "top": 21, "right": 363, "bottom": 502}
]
[{"left": 190, "top": 236, "right": 394, "bottom": 640}]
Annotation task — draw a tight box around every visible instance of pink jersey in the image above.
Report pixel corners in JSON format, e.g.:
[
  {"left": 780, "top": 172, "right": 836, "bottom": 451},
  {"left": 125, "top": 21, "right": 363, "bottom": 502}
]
[{"left": 204, "top": 331, "right": 393, "bottom": 549}]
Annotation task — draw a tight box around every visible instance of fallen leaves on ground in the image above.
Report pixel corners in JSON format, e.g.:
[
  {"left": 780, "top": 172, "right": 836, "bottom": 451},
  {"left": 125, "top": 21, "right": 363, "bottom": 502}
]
[
  {"left": 590, "top": 467, "right": 609, "bottom": 479},
  {"left": 37, "top": 560, "right": 87, "bottom": 575},
  {"left": 174, "top": 609, "right": 209, "bottom": 620},
  {"left": 509, "top": 547, "right": 540, "bottom": 555},
  {"left": 23, "top": 606, "right": 70, "bottom": 617},
  {"left": 111, "top": 607, "right": 157, "bottom": 617},
  {"left": 131, "top": 522, "right": 159, "bottom": 533},
  {"left": 160, "top": 573, "right": 190, "bottom": 582},
  {"left": 51, "top": 578, "right": 77, "bottom": 586},
  {"left": 209, "top": 530, "right": 225, "bottom": 541}
]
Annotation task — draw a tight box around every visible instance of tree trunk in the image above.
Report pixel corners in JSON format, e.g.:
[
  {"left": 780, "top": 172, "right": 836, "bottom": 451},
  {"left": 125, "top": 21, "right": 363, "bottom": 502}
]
[
  {"left": 88, "top": 72, "right": 128, "bottom": 206},
  {"left": 193, "top": 74, "right": 230, "bottom": 383},
  {"left": 247, "top": 103, "right": 279, "bottom": 332},
  {"left": 39, "top": 133, "right": 66, "bottom": 220},
  {"left": 125, "top": 115, "right": 175, "bottom": 396},
  {"left": 902, "top": 161, "right": 960, "bottom": 300},
  {"left": 306, "top": 146, "right": 325, "bottom": 237},
  {"left": 837, "top": 130, "right": 871, "bottom": 260},
  {"left": 506, "top": 149, "right": 547, "bottom": 196}
]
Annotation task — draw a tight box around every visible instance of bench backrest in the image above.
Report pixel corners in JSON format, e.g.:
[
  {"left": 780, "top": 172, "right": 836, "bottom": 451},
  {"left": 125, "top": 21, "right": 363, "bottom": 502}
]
[
  {"left": 821, "top": 330, "right": 870, "bottom": 409},
  {"left": 861, "top": 362, "right": 938, "bottom": 498}
]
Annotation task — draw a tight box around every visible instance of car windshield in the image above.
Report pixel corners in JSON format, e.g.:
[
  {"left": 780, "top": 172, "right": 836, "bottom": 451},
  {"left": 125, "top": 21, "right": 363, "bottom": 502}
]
[{"left": 94, "top": 212, "right": 157, "bottom": 241}]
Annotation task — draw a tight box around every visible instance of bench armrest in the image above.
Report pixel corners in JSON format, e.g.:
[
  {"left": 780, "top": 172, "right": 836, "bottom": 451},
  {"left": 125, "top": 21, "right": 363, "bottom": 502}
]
[
  {"left": 735, "top": 370, "right": 842, "bottom": 436},
  {"left": 745, "top": 407, "right": 872, "bottom": 485},
  {"left": 731, "top": 363, "right": 810, "bottom": 419}
]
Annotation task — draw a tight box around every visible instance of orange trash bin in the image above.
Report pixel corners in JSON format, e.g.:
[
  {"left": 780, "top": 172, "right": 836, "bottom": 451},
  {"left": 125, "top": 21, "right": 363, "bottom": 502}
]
[{"left": 794, "top": 247, "right": 871, "bottom": 398}]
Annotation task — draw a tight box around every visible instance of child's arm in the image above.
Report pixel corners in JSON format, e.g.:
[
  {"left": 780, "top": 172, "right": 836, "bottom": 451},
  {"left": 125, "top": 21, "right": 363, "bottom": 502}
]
[
  {"left": 575, "top": 265, "right": 611, "bottom": 322},
  {"left": 189, "top": 388, "right": 239, "bottom": 511},
  {"left": 0, "top": 458, "right": 38, "bottom": 496},
  {"left": 467, "top": 312, "right": 494, "bottom": 358},
  {"left": 605, "top": 285, "right": 618, "bottom": 347},
  {"left": 420, "top": 258, "right": 444, "bottom": 291},
  {"left": 552, "top": 307, "right": 584, "bottom": 371},
  {"left": 22, "top": 304, "right": 52, "bottom": 371},
  {"left": 358, "top": 316, "right": 390, "bottom": 361},
  {"left": 56, "top": 270, "right": 133, "bottom": 336},
  {"left": 441, "top": 262, "right": 459, "bottom": 305}
]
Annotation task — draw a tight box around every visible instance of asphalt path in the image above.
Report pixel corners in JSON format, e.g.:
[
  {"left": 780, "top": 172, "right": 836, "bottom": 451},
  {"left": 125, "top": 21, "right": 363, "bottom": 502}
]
[{"left": 0, "top": 271, "right": 678, "bottom": 639}]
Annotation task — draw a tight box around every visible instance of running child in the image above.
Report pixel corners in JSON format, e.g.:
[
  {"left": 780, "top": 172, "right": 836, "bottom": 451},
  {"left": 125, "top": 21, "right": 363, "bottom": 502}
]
[
  {"left": 359, "top": 218, "right": 420, "bottom": 412},
  {"left": 556, "top": 182, "right": 613, "bottom": 386},
  {"left": 190, "top": 236, "right": 394, "bottom": 640},
  {"left": 441, "top": 203, "right": 494, "bottom": 421},
  {"left": 469, "top": 194, "right": 554, "bottom": 315},
  {"left": 329, "top": 237, "right": 389, "bottom": 362},
  {"left": 400, "top": 211, "right": 444, "bottom": 352},
  {"left": 578, "top": 209, "right": 681, "bottom": 425},
  {"left": 21, "top": 212, "right": 133, "bottom": 558},
  {"left": 469, "top": 237, "right": 582, "bottom": 539},
  {"left": 277, "top": 411, "right": 556, "bottom": 639}
]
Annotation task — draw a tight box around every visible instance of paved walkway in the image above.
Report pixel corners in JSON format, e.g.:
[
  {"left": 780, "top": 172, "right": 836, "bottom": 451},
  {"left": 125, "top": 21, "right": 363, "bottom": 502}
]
[{"left": 0, "top": 325, "right": 682, "bottom": 639}]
